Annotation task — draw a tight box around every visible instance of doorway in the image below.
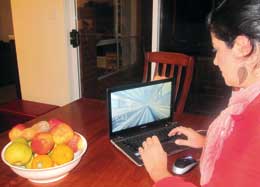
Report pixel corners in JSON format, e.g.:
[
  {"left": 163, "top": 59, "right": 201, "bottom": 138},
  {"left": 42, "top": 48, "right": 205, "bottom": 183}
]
[
  {"left": 0, "top": 0, "right": 20, "bottom": 104},
  {"left": 76, "top": 0, "right": 152, "bottom": 99}
]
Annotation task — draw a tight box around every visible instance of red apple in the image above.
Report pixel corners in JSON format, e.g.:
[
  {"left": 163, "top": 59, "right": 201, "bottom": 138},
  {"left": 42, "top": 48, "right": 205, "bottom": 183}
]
[
  {"left": 66, "top": 133, "right": 83, "bottom": 152},
  {"left": 50, "top": 123, "right": 74, "bottom": 144},
  {"left": 8, "top": 124, "right": 26, "bottom": 141},
  {"left": 31, "top": 132, "right": 54, "bottom": 155},
  {"left": 48, "top": 118, "right": 64, "bottom": 130}
]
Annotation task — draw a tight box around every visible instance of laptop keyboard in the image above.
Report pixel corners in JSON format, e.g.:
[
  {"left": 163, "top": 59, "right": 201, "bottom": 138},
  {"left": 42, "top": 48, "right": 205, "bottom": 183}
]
[{"left": 120, "top": 123, "right": 184, "bottom": 153}]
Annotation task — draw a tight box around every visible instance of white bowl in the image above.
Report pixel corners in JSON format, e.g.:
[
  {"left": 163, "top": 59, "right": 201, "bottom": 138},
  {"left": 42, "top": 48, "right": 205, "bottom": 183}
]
[{"left": 1, "top": 132, "right": 87, "bottom": 183}]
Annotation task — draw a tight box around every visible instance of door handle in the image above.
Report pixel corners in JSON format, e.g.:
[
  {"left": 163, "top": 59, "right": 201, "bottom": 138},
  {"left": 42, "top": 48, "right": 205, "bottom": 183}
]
[{"left": 70, "top": 29, "right": 80, "bottom": 48}]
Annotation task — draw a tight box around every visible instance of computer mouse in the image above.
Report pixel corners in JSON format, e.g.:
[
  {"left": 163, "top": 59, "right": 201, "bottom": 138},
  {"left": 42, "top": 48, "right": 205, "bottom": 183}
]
[{"left": 172, "top": 156, "right": 197, "bottom": 175}]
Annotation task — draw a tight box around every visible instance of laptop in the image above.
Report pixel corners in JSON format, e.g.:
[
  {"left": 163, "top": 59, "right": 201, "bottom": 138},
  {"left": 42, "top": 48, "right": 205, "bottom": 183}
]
[{"left": 106, "top": 78, "right": 188, "bottom": 166}]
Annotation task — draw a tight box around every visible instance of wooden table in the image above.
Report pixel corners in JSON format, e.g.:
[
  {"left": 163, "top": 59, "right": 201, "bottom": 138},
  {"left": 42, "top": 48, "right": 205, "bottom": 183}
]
[
  {"left": 0, "top": 98, "right": 213, "bottom": 187},
  {"left": 0, "top": 100, "right": 58, "bottom": 132}
]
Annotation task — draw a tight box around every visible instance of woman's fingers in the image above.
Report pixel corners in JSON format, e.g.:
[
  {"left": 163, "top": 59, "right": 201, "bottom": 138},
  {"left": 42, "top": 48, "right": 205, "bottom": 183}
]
[
  {"left": 138, "top": 135, "right": 171, "bottom": 182},
  {"left": 138, "top": 147, "right": 144, "bottom": 154},
  {"left": 151, "top": 135, "right": 160, "bottom": 143},
  {"left": 168, "top": 126, "right": 191, "bottom": 137},
  {"left": 141, "top": 136, "right": 160, "bottom": 148},
  {"left": 168, "top": 126, "right": 206, "bottom": 148},
  {"left": 175, "top": 139, "right": 189, "bottom": 146},
  {"left": 139, "top": 136, "right": 162, "bottom": 153}
]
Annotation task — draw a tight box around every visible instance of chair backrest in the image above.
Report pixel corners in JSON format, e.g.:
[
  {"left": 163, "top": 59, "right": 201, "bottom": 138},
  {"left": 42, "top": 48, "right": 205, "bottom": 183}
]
[{"left": 143, "top": 51, "right": 194, "bottom": 118}]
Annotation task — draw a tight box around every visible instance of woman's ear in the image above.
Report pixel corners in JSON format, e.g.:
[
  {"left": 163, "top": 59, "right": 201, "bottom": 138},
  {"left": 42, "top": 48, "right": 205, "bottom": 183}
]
[{"left": 232, "top": 35, "right": 252, "bottom": 57}]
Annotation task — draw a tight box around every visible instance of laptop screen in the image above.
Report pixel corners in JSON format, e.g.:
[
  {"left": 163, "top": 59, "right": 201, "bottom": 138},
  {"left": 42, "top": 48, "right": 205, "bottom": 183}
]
[{"left": 107, "top": 78, "right": 174, "bottom": 134}]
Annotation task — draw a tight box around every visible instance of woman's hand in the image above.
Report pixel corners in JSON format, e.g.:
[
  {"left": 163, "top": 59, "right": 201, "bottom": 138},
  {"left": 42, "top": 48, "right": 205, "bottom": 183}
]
[
  {"left": 138, "top": 136, "right": 172, "bottom": 182},
  {"left": 169, "top": 126, "right": 206, "bottom": 148}
]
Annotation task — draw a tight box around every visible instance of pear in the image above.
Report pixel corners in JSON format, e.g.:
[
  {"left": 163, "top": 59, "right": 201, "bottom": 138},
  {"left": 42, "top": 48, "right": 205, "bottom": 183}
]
[{"left": 4, "top": 142, "right": 32, "bottom": 166}]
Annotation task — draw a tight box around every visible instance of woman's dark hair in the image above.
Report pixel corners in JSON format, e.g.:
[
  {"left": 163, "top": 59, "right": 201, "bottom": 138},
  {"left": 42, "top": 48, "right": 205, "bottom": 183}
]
[{"left": 207, "top": 0, "right": 260, "bottom": 48}]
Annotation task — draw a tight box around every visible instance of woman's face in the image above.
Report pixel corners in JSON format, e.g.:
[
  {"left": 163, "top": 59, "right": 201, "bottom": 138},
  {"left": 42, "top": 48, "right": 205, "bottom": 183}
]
[{"left": 211, "top": 33, "right": 239, "bottom": 87}]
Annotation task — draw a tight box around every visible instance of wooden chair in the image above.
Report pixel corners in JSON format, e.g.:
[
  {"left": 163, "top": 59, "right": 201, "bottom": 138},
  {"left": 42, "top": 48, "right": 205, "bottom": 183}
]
[{"left": 143, "top": 51, "right": 194, "bottom": 118}]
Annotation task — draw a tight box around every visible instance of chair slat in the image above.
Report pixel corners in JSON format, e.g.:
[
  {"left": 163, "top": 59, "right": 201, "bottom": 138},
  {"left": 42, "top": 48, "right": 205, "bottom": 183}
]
[
  {"left": 143, "top": 52, "right": 194, "bottom": 119},
  {"left": 162, "top": 64, "right": 167, "bottom": 77},
  {"left": 153, "top": 63, "right": 159, "bottom": 78},
  {"left": 175, "top": 66, "right": 183, "bottom": 98},
  {"left": 169, "top": 65, "right": 175, "bottom": 77}
]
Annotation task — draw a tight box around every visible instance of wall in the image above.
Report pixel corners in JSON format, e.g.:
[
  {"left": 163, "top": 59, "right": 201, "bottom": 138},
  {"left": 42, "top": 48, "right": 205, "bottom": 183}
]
[
  {"left": 0, "top": 0, "right": 14, "bottom": 42},
  {"left": 10, "top": 0, "right": 78, "bottom": 106}
]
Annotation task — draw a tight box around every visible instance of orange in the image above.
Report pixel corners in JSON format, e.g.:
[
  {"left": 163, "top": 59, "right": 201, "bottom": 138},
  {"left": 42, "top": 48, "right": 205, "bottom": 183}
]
[
  {"left": 50, "top": 144, "right": 74, "bottom": 165},
  {"left": 32, "top": 155, "right": 53, "bottom": 169}
]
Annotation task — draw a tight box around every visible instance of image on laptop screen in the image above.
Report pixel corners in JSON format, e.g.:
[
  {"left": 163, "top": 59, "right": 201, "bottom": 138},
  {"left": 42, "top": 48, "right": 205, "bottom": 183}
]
[{"left": 111, "top": 80, "right": 172, "bottom": 133}]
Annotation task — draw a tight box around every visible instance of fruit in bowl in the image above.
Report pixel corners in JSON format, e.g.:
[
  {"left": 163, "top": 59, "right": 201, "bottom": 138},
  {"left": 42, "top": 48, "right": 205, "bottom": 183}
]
[
  {"left": 50, "top": 123, "right": 74, "bottom": 144},
  {"left": 31, "top": 132, "right": 55, "bottom": 155},
  {"left": 67, "top": 133, "right": 84, "bottom": 152},
  {"left": 4, "top": 140, "right": 32, "bottom": 166},
  {"left": 8, "top": 124, "right": 26, "bottom": 141},
  {"left": 1, "top": 119, "right": 87, "bottom": 183}
]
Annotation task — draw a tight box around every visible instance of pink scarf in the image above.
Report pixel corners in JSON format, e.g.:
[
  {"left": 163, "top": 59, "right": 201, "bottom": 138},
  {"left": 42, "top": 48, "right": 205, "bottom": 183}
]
[{"left": 200, "top": 81, "right": 260, "bottom": 185}]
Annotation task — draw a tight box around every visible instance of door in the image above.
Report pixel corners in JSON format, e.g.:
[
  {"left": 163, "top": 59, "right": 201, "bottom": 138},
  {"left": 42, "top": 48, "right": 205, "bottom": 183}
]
[
  {"left": 0, "top": 0, "right": 20, "bottom": 104},
  {"left": 76, "top": 0, "right": 152, "bottom": 99}
]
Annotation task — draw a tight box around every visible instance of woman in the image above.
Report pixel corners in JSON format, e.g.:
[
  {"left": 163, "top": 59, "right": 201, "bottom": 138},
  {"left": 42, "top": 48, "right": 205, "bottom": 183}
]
[{"left": 138, "top": 0, "right": 260, "bottom": 186}]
